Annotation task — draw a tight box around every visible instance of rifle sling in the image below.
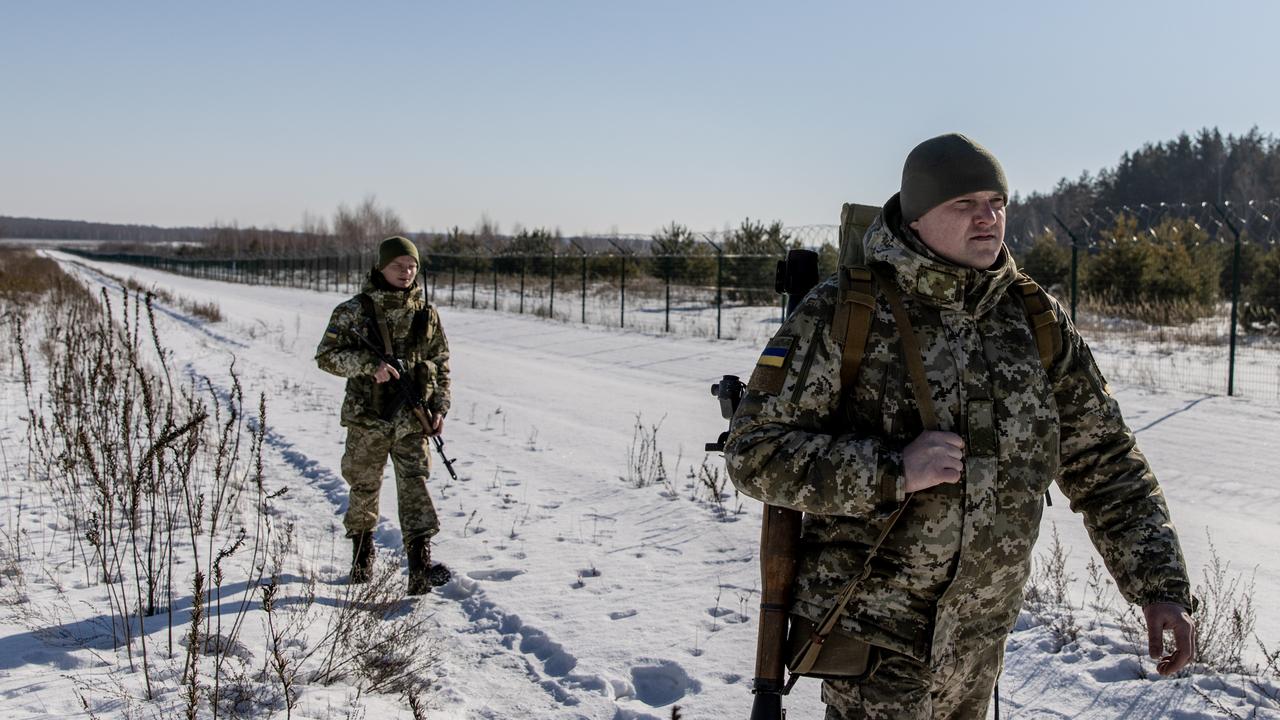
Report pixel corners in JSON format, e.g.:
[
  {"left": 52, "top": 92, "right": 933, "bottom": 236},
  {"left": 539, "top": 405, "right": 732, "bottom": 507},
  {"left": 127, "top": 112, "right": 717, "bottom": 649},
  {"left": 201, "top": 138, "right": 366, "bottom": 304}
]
[
  {"left": 787, "top": 268, "right": 935, "bottom": 683},
  {"left": 879, "top": 273, "right": 939, "bottom": 432},
  {"left": 356, "top": 293, "right": 395, "bottom": 357}
]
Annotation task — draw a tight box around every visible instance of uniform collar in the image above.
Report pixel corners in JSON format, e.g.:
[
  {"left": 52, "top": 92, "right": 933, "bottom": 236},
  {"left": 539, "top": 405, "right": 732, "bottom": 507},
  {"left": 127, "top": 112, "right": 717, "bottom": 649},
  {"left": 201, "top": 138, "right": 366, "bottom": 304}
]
[
  {"left": 863, "top": 194, "right": 1019, "bottom": 316},
  {"left": 361, "top": 271, "right": 425, "bottom": 311}
]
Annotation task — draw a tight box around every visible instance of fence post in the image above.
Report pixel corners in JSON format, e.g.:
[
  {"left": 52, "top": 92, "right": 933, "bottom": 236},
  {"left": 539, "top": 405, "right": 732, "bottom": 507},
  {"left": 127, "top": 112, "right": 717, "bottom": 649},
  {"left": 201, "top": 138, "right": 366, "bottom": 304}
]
[
  {"left": 665, "top": 263, "right": 672, "bottom": 332},
  {"left": 571, "top": 240, "right": 587, "bottom": 324},
  {"left": 609, "top": 239, "right": 630, "bottom": 328},
  {"left": 654, "top": 241, "right": 672, "bottom": 333},
  {"left": 550, "top": 251, "right": 557, "bottom": 320},
  {"left": 519, "top": 258, "right": 526, "bottom": 314},
  {"left": 471, "top": 253, "right": 479, "bottom": 309},
  {"left": 1052, "top": 213, "right": 1083, "bottom": 323},
  {"left": 492, "top": 255, "right": 498, "bottom": 312},
  {"left": 708, "top": 240, "right": 723, "bottom": 339},
  {"left": 451, "top": 263, "right": 457, "bottom": 306},
  {"left": 1214, "top": 203, "right": 1243, "bottom": 397}
]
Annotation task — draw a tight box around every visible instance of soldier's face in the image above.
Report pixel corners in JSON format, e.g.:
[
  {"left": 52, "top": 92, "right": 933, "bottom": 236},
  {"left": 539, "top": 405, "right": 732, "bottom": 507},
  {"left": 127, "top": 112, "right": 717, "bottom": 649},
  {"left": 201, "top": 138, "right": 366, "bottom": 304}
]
[
  {"left": 909, "top": 191, "right": 1007, "bottom": 269},
  {"left": 381, "top": 255, "right": 419, "bottom": 289}
]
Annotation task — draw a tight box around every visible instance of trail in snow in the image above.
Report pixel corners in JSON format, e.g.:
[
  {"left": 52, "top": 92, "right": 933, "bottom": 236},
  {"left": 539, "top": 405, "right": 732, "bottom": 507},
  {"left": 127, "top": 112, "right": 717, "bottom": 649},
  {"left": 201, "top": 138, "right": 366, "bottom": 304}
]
[{"left": 13, "top": 251, "right": 1277, "bottom": 719}]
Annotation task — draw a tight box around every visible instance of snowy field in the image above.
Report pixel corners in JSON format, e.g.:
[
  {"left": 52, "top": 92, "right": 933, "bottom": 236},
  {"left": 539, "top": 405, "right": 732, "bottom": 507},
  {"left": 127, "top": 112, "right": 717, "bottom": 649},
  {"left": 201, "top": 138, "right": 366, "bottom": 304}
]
[{"left": 1, "top": 250, "right": 1278, "bottom": 719}]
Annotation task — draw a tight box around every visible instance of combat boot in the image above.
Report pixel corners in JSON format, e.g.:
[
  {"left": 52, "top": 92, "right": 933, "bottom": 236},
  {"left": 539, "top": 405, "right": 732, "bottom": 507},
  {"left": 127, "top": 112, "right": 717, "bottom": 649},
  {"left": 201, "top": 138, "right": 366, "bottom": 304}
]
[
  {"left": 406, "top": 537, "right": 451, "bottom": 595},
  {"left": 350, "top": 531, "right": 374, "bottom": 584}
]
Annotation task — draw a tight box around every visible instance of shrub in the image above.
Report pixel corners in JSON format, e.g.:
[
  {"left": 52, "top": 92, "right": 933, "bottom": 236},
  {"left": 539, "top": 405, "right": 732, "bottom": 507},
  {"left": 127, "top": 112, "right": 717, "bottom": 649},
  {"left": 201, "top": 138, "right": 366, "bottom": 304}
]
[
  {"left": 1082, "top": 214, "right": 1220, "bottom": 319},
  {"left": 1019, "top": 230, "right": 1071, "bottom": 290},
  {"left": 1243, "top": 245, "right": 1280, "bottom": 332}
]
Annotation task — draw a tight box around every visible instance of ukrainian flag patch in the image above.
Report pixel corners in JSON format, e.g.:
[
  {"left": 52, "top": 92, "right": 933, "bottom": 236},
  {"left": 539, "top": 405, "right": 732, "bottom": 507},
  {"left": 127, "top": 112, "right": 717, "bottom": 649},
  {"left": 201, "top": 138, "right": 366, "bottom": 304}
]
[
  {"left": 757, "top": 338, "right": 793, "bottom": 368},
  {"left": 747, "top": 336, "right": 794, "bottom": 395},
  {"left": 324, "top": 324, "right": 341, "bottom": 340}
]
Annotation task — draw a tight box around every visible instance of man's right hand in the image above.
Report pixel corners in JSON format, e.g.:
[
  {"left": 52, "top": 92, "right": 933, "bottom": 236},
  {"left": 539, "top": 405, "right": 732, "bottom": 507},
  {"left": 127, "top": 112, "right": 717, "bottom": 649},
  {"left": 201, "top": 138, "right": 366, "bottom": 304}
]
[
  {"left": 903, "top": 431, "right": 965, "bottom": 492},
  {"left": 373, "top": 362, "right": 400, "bottom": 384}
]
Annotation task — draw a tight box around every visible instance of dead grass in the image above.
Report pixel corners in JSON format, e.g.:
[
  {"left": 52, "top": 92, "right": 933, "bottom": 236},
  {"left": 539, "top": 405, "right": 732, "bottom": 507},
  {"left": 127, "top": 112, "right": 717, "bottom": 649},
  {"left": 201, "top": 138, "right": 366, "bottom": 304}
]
[{"left": 0, "top": 247, "right": 93, "bottom": 307}]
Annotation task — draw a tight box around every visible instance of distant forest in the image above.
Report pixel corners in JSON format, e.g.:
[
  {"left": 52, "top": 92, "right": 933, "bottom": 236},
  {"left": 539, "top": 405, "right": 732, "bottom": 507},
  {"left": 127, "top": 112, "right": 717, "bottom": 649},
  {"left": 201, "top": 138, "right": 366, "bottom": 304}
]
[
  {"left": 3, "top": 126, "right": 1278, "bottom": 250},
  {"left": 0, "top": 216, "right": 220, "bottom": 244},
  {"left": 1006, "top": 127, "right": 1280, "bottom": 244}
]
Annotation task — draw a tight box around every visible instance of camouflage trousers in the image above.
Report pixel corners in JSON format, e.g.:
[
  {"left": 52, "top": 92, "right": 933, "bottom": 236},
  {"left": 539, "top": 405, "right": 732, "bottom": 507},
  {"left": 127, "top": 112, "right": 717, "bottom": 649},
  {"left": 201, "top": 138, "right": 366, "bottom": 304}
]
[
  {"left": 821, "top": 635, "right": 1004, "bottom": 720},
  {"left": 340, "top": 422, "right": 440, "bottom": 545}
]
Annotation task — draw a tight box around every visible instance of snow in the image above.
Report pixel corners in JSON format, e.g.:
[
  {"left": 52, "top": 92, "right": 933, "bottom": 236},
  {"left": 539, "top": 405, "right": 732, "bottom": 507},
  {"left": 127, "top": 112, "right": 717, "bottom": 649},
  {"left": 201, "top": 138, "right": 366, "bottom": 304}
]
[{"left": 0, "top": 250, "right": 1277, "bottom": 719}]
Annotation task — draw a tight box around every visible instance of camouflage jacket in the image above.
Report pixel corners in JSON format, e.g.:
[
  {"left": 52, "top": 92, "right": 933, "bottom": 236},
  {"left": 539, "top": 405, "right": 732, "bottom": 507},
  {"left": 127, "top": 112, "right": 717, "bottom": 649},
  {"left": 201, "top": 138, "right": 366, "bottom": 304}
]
[
  {"left": 724, "top": 199, "right": 1191, "bottom": 667},
  {"left": 315, "top": 273, "right": 451, "bottom": 430}
]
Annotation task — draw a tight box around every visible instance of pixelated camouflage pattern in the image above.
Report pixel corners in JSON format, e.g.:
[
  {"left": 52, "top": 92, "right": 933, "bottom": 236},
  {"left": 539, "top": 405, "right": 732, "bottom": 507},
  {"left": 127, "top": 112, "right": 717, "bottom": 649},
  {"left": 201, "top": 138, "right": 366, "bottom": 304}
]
[
  {"left": 316, "top": 272, "right": 450, "bottom": 543},
  {"left": 821, "top": 636, "right": 1004, "bottom": 719},
  {"left": 315, "top": 273, "right": 451, "bottom": 430},
  {"left": 724, "top": 197, "right": 1191, "bottom": 670},
  {"left": 340, "top": 423, "right": 440, "bottom": 543}
]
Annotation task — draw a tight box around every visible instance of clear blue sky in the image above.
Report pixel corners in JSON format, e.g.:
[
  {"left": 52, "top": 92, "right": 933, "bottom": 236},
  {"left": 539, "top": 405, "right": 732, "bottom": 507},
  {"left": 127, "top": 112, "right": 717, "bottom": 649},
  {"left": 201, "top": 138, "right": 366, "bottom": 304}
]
[{"left": 2, "top": 1, "right": 1275, "bottom": 235}]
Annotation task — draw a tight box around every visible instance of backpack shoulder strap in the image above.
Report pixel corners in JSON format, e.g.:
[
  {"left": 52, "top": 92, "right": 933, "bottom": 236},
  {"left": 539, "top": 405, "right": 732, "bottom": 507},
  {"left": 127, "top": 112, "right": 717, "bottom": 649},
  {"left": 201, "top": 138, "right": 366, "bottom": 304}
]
[
  {"left": 356, "top": 293, "right": 394, "bottom": 356},
  {"left": 834, "top": 265, "right": 877, "bottom": 391},
  {"left": 1011, "top": 273, "right": 1062, "bottom": 371}
]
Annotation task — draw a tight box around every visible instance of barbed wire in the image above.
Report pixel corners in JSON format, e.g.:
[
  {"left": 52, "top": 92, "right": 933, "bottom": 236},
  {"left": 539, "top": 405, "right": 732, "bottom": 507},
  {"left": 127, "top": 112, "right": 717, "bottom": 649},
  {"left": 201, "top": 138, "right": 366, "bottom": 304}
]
[{"left": 1011, "top": 198, "right": 1280, "bottom": 249}]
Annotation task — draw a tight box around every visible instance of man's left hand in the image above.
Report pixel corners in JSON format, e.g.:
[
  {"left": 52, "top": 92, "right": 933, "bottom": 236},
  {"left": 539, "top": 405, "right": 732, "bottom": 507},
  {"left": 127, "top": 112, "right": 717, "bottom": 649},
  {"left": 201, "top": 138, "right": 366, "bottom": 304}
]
[
  {"left": 430, "top": 413, "right": 445, "bottom": 436},
  {"left": 1144, "top": 601, "right": 1195, "bottom": 675}
]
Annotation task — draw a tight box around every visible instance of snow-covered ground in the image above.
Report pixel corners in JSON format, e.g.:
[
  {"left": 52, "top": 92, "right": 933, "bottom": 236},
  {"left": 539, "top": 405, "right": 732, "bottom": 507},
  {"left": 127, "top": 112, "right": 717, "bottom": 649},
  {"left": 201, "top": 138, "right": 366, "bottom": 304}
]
[{"left": 1, "top": 251, "right": 1278, "bottom": 719}]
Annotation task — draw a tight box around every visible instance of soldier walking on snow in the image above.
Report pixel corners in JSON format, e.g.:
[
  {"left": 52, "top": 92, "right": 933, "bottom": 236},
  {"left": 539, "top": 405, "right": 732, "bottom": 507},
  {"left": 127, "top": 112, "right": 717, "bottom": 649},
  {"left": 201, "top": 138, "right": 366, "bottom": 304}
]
[
  {"left": 316, "top": 236, "right": 451, "bottom": 595},
  {"left": 725, "top": 134, "right": 1195, "bottom": 718}
]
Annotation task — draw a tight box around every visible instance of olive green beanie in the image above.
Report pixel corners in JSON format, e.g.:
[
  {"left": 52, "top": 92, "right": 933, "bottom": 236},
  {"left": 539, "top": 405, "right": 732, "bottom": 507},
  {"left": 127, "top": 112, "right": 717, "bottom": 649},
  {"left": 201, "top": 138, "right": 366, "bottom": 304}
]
[
  {"left": 377, "top": 236, "right": 420, "bottom": 269},
  {"left": 900, "top": 133, "right": 1008, "bottom": 224}
]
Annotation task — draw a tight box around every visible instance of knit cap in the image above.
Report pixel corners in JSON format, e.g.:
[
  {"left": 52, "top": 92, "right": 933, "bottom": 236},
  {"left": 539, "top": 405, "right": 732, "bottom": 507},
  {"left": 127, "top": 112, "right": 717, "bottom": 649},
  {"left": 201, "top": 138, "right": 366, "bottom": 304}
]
[
  {"left": 377, "top": 236, "right": 420, "bottom": 269},
  {"left": 900, "top": 134, "right": 1008, "bottom": 223}
]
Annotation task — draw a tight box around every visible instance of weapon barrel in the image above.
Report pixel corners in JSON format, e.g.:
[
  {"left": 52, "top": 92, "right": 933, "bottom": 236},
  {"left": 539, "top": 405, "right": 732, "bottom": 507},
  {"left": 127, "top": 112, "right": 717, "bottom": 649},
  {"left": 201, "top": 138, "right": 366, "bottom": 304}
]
[{"left": 749, "top": 691, "right": 784, "bottom": 720}]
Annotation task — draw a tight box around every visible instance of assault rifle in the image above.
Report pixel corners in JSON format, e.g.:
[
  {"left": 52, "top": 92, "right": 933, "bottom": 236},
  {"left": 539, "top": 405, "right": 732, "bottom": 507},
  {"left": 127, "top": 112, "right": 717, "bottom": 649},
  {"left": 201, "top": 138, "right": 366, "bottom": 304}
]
[
  {"left": 350, "top": 327, "right": 460, "bottom": 482},
  {"left": 709, "top": 248, "right": 819, "bottom": 720}
]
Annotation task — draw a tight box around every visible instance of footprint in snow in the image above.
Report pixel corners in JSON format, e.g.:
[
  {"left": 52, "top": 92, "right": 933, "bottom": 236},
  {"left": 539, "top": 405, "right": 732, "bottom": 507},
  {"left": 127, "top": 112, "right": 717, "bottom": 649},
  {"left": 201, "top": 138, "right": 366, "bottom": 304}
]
[
  {"left": 467, "top": 568, "right": 524, "bottom": 582},
  {"left": 629, "top": 660, "right": 700, "bottom": 707},
  {"left": 609, "top": 609, "right": 638, "bottom": 620}
]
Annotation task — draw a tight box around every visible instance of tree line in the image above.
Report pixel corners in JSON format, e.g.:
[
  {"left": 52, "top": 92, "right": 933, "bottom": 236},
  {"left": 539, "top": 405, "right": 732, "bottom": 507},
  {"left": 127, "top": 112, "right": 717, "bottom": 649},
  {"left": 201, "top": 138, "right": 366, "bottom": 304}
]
[
  {"left": 1007, "top": 126, "right": 1280, "bottom": 244},
  {"left": 1005, "top": 127, "right": 1280, "bottom": 331}
]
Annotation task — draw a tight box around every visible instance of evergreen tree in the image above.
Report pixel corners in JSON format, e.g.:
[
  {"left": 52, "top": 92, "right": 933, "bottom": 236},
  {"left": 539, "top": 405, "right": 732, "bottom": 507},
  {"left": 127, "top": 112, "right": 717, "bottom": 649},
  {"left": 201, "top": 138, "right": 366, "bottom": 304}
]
[
  {"left": 1018, "top": 230, "right": 1071, "bottom": 290},
  {"left": 650, "top": 222, "right": 715, "bottom": 285},
  {"left": 1244, "top": 245, "right": 1280, "bottom": 332},
  {"left": 721, "top": 218, "right": 798, "bottom": 303}
]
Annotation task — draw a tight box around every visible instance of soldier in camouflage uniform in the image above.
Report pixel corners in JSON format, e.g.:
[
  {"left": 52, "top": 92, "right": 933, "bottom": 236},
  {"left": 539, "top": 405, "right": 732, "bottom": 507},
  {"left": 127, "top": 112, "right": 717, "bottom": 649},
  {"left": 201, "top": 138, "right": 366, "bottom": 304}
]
[
  {"left": 725, "top": 134, "right": 1194, "bottom": 719},
  {"left": 316, "top": 236, "right": 451, "bottom": 595}
]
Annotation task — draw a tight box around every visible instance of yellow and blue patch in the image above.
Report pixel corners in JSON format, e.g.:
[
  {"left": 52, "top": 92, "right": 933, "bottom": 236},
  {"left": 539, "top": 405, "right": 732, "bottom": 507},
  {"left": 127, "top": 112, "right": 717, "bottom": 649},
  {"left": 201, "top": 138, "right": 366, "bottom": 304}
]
[
  {"left": 324, "top": 323, "right": 341, "bottom": 340},
  {"left": 747, "top": 336, "right": 794, "bottom": 395},
  {"left": 757, "top": 344, "right": 789, "bottom": 368}
]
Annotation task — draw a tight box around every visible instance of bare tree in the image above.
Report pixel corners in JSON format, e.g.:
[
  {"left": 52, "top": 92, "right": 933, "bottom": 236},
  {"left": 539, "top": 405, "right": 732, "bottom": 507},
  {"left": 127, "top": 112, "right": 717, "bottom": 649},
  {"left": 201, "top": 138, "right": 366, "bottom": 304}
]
[{"left": 333, "top": 195, "right": 404, "bottom": 250}]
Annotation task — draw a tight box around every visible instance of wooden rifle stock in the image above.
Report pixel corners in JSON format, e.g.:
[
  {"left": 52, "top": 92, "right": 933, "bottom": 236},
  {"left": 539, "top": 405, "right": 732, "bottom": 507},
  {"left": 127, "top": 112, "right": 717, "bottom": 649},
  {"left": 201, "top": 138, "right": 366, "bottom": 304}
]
[{"left": 750, "top": 504, "right": 802, "bottom": 719}]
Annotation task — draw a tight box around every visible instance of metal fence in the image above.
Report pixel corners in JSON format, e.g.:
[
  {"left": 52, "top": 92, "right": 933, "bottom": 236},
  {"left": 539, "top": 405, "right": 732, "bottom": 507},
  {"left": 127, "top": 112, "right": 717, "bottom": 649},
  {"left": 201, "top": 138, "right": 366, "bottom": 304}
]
[
  {"left": 66, "top": 247, "right": 798, "bottom": 340},
  {"left": 62, "top": 203, "right": 1280, "bottom": 399},
  {"left": 1013, "top": 200, "right": 1279, "bottom": 399}
]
